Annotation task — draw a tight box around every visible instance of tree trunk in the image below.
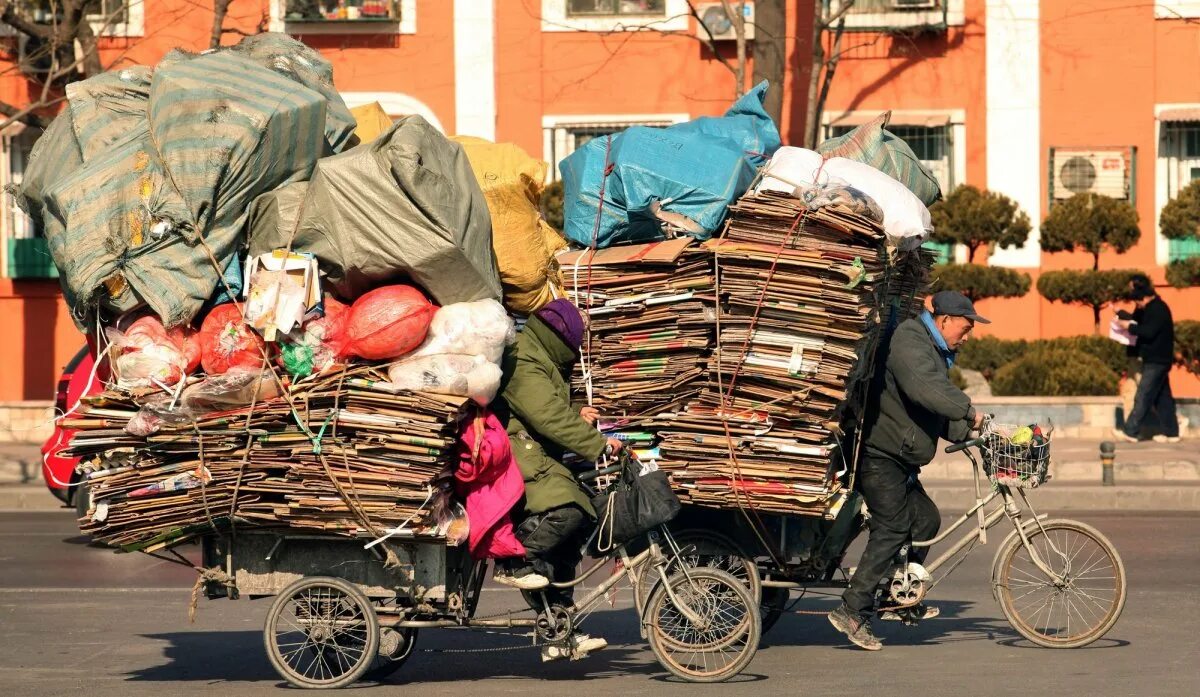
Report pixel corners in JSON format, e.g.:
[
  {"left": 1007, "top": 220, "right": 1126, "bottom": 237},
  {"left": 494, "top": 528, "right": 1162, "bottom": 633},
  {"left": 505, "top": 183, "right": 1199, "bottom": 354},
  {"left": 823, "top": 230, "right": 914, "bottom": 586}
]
[
  {"left": 812, "top": 17, "right": 845, "bottom": 147},
  {"left": 212, "top": 0, "right": 235, "bottom": 50},
  {"left": 720, "top": 0, "right": 747, "bottom": 97},
  {"left": 1093, "top": 304, "right": 1102, "bottom": 335},
  {"left": 803, "top": 4, "right": 825, "bottom": 149},
  {"left": 751, "top": 0, "right": 786, "bottom": 124}
]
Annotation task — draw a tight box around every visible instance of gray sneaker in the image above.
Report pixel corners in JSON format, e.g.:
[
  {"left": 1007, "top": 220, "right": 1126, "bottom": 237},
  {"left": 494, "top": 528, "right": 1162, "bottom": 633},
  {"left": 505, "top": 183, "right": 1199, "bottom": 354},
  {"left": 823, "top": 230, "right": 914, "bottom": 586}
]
[
  {"left": 880, "top": 604, "right": 941, "bottom": 625},
  {"left": 828, "top": 603, "right": 883, "bottom": 651}
]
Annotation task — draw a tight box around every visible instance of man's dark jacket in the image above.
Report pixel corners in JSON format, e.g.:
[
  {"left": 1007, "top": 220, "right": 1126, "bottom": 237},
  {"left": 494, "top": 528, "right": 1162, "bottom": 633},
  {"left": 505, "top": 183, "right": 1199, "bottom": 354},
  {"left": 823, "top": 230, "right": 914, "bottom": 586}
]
[
  {"left": 863, "top": 317, "right": 976, "bottom": 470},
  {"left": 1130, "top": 297, "right": 1175, "bottom": 366}
]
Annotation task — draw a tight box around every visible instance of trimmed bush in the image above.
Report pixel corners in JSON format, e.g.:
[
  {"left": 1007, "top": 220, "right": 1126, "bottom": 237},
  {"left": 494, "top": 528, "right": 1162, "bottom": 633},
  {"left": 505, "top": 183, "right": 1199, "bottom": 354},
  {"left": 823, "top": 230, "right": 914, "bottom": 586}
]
[
  {"left": 1166, "top": 256, "right": 1200, "bottom": 288},
  {"left": 1037, "top": 268, "right": 1142, "bottom": 333},
  {"left": 1176, "top": 320, "right": 1200, "bottom": 375},
  {"left": 990, "top": 348, "right": 1119, "bottom": 397},
  {"left": 1160, "top": 180, "right": 1200, "bottom": 242},
  {"left": 949, "top": 365, "right": 967, "bottom": 391},
  {"left": 1040, "top": 193, "right": 1140, "bottom": 268},
  {"left": 1042, "top": 334, "right": 1129, "bottom": 378},
  {"left": 931, "top": 263, "right": 1031, "bottom": 302},
  {"left": 957, "top": 336, "right": 1029, "bottom": 379},
  {"left": 929, "top": 185, "right": 1032, "bottom": 263}
]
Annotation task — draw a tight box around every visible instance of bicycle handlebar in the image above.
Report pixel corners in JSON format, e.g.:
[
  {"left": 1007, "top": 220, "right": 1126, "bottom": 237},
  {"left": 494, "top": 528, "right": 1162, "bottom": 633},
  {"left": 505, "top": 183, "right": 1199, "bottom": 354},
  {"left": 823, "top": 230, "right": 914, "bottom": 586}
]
[
  {"left": 577, "top": 463, "right": 622, "bottom": 483},
  {"left": 944, "top": 436, "right": 985, "bottom": 454}
]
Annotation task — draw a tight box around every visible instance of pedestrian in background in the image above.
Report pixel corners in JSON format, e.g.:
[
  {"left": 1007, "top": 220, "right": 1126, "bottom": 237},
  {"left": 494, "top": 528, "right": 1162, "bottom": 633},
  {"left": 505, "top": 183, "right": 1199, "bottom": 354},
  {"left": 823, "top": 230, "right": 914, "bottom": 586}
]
[{"left": 1116, "top": 286, "right": 1179, "bottom": 443}]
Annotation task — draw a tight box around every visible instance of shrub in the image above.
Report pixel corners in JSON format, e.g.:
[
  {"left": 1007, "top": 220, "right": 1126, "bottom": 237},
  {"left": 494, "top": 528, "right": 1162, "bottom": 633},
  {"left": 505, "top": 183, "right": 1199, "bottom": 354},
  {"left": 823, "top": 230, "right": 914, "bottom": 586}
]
[
  {"left": 929, "top": 185, "right": 1032, "bottom": 263},
  {"left": 1166, "top": 256, "right": 1200, "bottom": 288},
  {"left": 949, "top": 366, "right": 967, "bottom": 391},
  {"left": 956, "top": 336, "right": 1029, "bottom": 379},
  {"left": 1040, "top": 334, "right": 1129, "bottom": 378},
  {"left": 540, "top": 179, "right": 564, "bottom": 232},
  {"left": 1176, "top": 320, "right": 1200, "bottom": 375},
  {"left": 990, "top": 348, "right": 1119, "bottom": 397},
  {"left": 1036, "top": 268, "right": 1142, "bottom": 333},
  {"left": 931, "top": 263, "right": 1031, "bottom": 302},
  {"left": 1040, "top": 193, "right": 1140, "bottom": 269},
  {"left": 1160, "top": 180, "right": 1200, "bottom": 242}
]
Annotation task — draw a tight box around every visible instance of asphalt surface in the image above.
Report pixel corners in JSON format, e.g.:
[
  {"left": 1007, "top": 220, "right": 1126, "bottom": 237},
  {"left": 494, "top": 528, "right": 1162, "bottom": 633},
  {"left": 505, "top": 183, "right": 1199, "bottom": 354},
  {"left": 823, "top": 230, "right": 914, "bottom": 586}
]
[{"left": 1, "top": 511, "right": 1197, "bottom": 697}]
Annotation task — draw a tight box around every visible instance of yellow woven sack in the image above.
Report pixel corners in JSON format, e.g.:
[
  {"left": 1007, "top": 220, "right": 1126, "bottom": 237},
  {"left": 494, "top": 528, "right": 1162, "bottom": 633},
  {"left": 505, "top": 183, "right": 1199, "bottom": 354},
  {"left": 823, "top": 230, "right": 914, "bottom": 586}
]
[
  {"left": 451, "top": 136, "right": 566, "bottom": 314},
  {"left": 350, "top": 102, "right": 394, "bottom": 143}
]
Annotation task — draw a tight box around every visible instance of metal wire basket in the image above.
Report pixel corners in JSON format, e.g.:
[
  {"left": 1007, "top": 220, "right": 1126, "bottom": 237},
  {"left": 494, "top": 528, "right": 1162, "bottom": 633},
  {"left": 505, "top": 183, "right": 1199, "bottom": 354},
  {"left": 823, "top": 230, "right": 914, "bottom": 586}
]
[{"left": 978, "top": 421, "right": 1052, "bottom": 489}]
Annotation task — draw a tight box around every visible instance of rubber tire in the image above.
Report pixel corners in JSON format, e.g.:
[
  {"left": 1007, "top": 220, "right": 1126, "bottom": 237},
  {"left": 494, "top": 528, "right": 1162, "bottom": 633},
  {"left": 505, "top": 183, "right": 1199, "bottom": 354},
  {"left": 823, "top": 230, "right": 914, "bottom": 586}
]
[
  {"left": 73, "top": 480, "right": 91, "bottom": 525},
  {"left": 646, "top": 567, "right": 761, "bottom": 683},
  {"left": 264, "top": 576, "right": 381, "bottom": 689},
  {"left": 994, "top": 519, "right": 1127, "bottom": 649},
  {"left": 363, "top": 627, "right": 417, "bottom": 682},
  {"left": 759, "top": 586, "right": 789, "bottom": 635},
  {"left": 637, "top": 529, "right": 760, "bottom": 611}
]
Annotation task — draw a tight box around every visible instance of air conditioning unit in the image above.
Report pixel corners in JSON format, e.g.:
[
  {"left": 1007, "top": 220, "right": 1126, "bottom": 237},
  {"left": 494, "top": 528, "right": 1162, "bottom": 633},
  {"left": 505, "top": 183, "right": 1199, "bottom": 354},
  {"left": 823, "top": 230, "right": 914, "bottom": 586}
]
[
  {"left": 890, "top": 0, "right": 939, "bottom": 9},
  {"left": 1052, "top": 149, "right": 1130, "bottom": 200},
  {"left": 694, "top": 1, "right": 755, "bottom": 41}
]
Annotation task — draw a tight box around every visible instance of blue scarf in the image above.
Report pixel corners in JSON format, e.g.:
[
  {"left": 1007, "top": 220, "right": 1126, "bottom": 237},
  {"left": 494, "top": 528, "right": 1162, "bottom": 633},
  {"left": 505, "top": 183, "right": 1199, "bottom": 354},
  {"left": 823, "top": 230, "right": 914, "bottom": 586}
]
[{"left": 920, "top": 311, "right": 955, "bottom": 368}]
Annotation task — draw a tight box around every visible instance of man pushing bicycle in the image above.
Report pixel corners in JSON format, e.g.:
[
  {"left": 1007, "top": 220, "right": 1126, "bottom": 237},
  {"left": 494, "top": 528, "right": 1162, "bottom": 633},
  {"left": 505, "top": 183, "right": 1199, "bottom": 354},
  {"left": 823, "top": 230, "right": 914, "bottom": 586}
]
[{"left": 829, "top": 291, "right": 986, "bottom": 651}]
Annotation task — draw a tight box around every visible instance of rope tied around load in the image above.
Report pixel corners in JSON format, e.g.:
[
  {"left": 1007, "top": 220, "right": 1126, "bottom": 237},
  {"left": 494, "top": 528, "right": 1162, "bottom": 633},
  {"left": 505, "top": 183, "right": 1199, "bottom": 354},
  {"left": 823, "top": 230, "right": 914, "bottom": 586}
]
[{"left": 189, "top": 566, "right": 236, "bottom": 624}]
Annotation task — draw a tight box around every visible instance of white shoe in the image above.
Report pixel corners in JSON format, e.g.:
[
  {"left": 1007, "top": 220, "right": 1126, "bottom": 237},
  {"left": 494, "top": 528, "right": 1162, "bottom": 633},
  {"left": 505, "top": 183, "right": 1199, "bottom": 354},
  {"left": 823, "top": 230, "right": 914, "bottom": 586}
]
[
  {"left": 569, "top": 633, "right": 608, "bottom": 660},
  {"left": 541, "top": 643, "right": 570, "bottom": 662},
  {"left": 1111, "top": 428, "right": 1138, "bottom": 443},
  {"left": 493, "top": 569, "right": 550, "bottom": 590},
  {"left": 1152, "top": 435, "right": 1182, "bottom": 444}
]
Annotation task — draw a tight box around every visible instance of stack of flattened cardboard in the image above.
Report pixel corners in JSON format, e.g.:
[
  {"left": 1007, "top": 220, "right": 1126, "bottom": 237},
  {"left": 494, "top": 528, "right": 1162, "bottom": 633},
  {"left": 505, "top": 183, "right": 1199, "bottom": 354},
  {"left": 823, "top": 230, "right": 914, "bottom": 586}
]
[
  {"left": 633, "top": 192, "right": 891, "bottom": 516},
  {"left": 71, "top": 367, "right": 467, "bottom": 551},
  {"left": 558, "top": 237, "right": 715, "bottom": 417}
]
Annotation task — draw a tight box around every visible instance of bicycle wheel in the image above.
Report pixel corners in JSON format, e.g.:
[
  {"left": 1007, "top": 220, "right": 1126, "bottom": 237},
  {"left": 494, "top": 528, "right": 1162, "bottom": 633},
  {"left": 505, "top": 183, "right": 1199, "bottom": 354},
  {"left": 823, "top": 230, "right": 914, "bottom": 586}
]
[
  {"left": 994, "top": 519, "right": 1126, "bottom": 649},
  {"left": 646, "top": 567, "right": 760, "bottom": 683},
  {"left": 637, "top": 529, "right": 760, "bottom": 610},
  {"left": 264, "top": 576, "right": 380, "bottom": 689},
  {"left": 759, "top": 586, "right": 790, "bottom": 635}
]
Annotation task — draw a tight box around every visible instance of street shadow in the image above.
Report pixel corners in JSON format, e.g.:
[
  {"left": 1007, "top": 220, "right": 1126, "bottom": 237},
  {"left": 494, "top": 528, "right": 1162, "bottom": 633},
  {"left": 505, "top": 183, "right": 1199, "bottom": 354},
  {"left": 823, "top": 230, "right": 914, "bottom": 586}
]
[
  {"left": 762, "top": 598, "right": 1024, "bottom": 649},
  {"left": 997, "top": 637, "right": 1131, "bottom": 650}
]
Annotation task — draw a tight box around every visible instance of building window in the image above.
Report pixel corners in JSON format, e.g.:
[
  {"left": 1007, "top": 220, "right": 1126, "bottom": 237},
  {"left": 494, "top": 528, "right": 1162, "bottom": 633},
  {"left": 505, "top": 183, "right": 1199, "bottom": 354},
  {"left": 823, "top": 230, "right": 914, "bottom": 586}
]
[
  {"left": 5, "top": 0, "right": 144, "bottom": 37},
  {"left": 270, "top": 0, "right": 416, "bottom": 34},
  {"left": 2, "top": 126, "right": 57, "bottom": 279},
  {"left": 542, "top": 114, "right": 689, "bottom": 180},
  {"left": 566, "top": 0, "right": 665, "bottom": 16},
  {"left": 1162, "top": 120, "right": 1200, "bottom": 261},
  {"left": 828, "top": 122, "right": 955, "bottom": 262}
]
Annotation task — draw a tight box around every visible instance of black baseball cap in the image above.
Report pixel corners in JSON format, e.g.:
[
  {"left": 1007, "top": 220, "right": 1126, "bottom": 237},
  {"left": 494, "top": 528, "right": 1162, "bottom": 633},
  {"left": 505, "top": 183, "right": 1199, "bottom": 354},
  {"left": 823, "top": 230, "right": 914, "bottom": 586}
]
[{"left": 931, "top": 290, "right": 991, "bottom": 324}]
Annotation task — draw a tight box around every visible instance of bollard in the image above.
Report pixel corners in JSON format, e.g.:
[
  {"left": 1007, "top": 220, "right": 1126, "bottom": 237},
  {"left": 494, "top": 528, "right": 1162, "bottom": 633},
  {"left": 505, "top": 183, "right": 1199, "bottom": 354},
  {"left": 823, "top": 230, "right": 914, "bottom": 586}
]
[{"left": 1100, "top": 441, "right": 1115, "bottom": 486}]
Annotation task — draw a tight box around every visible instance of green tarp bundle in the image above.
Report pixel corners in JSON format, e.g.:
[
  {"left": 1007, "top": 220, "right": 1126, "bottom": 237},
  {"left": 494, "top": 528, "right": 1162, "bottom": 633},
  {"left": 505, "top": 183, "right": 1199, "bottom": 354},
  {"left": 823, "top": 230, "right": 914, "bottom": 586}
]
[
  {"left": 12, "top": 34, "right": 357, "bottom": 329},
  {"left": 817, "top": 111, "right": 943, "bottom": 207},
  {"left": 247, "top": 115, "right": 502, "bottom": 307}
]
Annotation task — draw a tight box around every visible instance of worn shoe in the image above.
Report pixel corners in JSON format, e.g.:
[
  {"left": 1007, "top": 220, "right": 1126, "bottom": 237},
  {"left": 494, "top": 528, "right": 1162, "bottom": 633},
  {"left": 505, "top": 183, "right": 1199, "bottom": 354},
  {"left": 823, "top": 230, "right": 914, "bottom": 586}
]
[
  {"left": 541, "top": 643, "right": 570, "bottom": 662},
  {"left": 493, "top": 565, "right": 550, "bottom": 590},
  {"left": 828, "top": 603, "right": 883, "bottom": 651},
  {"left": 569, "top": 633, "right": 608, "bottom": 660},
  {"left": 880, "top": 604, "right": 941, "bottom": 625},
  {"left": 1111, "top": 428, "right": 1138, "bottom": 444},
  {"left": 1152, "top": 435, "right": 1182, "bottom": 444}
]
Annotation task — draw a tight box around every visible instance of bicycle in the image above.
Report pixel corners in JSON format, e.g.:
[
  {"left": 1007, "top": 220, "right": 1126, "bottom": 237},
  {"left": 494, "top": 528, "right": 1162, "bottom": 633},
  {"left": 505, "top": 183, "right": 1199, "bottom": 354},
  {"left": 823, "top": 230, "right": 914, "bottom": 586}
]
[{"left": 651, "top": 420, "right": 1127, "bottom": 649}]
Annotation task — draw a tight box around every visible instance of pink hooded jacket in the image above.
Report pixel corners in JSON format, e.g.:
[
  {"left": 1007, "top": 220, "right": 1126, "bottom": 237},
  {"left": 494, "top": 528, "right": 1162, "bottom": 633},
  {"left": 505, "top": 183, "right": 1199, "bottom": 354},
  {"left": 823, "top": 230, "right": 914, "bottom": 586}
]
[{"left": 454, "top": 409, "right": 527, "bottom": 560}]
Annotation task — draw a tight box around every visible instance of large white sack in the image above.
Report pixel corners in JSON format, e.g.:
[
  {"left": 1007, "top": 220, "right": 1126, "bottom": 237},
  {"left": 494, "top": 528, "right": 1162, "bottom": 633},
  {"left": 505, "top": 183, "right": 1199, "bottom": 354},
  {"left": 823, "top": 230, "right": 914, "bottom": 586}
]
[{"left": 756, "top": 147, "right": 931, "bottom": 250}]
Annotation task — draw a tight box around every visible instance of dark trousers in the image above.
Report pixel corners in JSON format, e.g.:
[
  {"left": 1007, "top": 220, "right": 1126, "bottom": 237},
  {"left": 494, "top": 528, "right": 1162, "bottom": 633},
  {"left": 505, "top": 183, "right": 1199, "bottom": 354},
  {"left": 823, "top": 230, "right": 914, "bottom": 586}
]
[
  {"left": 514, "top": 504, "right": 592, "bottom": 609},
  {"left": 842, "top": 456, "right": 941, "bottom": 616},
  {"left": 1123, "top": 362, "right": 1178, "bottom": 438}
]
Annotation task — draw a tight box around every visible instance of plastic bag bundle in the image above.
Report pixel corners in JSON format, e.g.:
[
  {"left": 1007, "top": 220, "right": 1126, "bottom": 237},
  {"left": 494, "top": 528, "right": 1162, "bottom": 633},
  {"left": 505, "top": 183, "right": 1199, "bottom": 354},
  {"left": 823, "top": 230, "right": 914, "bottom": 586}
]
[
  {"left": 793, "top": 181, "right": 884, "bottom": 224},
  {"left": 179, "top": 368, "right": 283, "bottom": 413},
  {"left": 345, "top": 285, "right": 437, "bottom": 360},
  {"left": 386, "top": 299, "right": 516, "bottom": 405},
  {"left": 817, "top": 112, "right": 943, "bottom": 206},
  {"left": 279, "top": 296, "right": 349, "bottom": 378},
  {"left": 756, "top": 147, "right": 932, "bottom": 250},
  {"left": 198, "top": 303, "right": 267, "bottom": 375},
  {"left": 105, "top": 316, "right": 189, "bottom": 390}
]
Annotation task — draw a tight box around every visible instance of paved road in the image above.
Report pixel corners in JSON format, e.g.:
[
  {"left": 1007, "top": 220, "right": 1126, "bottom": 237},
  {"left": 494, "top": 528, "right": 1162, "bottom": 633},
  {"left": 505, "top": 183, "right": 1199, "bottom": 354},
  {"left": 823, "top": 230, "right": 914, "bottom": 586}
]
[{"left": 1, "top": 511, "right": 1197, "bottom": 696}]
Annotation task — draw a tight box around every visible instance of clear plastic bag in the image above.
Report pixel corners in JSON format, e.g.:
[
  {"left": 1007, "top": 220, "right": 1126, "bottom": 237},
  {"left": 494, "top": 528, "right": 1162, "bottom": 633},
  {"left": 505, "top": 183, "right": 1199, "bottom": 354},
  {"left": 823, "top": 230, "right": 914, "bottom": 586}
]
[
  {"left": 105, "top": 317, "right": 189, "bottom": 390},
  {"left": 387, "top": 355, "right": 503, "bottom": 406},
  {"left": 793, "top": 180, "right": 885, "bottom": 224},
  {"left": 178, "top": 368, "right": 282, "bottom": 412}
]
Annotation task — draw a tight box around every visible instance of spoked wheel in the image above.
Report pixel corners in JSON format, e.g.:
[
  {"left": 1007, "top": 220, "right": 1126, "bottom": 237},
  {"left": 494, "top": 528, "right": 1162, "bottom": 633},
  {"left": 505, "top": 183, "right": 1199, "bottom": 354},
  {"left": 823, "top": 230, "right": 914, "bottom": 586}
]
[
  {"left": 995, "top": 519, "right": 1127, "bottom": 649},
  {"left": 637, "top": 529, "right": 760, "bottom": 610},
  {"left": 759, "top": 586, "right": 790, "bottom": 635},
  {"left": 264, "top": 577, "right": 381, "bottom": 689},
  {"left": 646, "top": 567, "right": 760, "bottom": 683},
  {"left": 363, "top": 627, "right": 417, "bottom": 682}
]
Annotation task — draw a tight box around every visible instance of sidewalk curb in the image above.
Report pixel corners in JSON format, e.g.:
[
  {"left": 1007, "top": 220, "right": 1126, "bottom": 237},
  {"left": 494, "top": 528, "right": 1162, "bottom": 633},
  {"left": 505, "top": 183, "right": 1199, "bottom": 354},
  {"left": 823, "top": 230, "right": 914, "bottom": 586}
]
[{"left": 924, "top": 483, "right": 1200, "bottom": 512}]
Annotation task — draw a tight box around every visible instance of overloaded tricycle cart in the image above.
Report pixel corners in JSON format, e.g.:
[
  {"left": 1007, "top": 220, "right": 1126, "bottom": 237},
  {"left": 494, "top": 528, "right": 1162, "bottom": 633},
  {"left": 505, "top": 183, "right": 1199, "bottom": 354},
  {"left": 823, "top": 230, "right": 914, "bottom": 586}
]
[{"left": 202, "top": 460, "right": 761, "bottom": 688}]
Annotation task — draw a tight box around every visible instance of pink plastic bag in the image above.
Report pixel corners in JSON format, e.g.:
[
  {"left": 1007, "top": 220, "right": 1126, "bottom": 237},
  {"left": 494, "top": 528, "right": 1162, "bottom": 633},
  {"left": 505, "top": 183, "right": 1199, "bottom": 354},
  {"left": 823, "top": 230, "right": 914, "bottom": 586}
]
[{"left": 345, "top": 285, "right": 436, "bottom": 360}]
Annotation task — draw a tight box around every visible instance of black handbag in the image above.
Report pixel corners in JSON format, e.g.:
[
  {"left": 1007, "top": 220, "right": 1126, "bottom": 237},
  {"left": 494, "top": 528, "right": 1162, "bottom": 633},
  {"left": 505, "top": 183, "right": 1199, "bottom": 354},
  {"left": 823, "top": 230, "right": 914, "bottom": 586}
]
[{"left": 591, "top": 460, "right": 681, "bottom": 552}]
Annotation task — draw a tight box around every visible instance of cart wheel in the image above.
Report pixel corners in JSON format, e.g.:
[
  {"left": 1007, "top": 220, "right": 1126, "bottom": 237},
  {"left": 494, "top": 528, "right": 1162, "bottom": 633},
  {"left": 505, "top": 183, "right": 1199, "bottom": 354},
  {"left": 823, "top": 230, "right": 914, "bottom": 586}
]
[
  {"left": 637, "top": 529, "right": 760, "bottom": 610},
  {"left": 363, "top": 628, "right": 418, "bottom": 682},
  {"left": 646, "top": 567, "right": 760, "bottom": 683},
  {"left": 264, "top": 576, "right": 381, "bottom": 689},
  {"left": 759, "top": 587, "right": 789, "bottom": 635}
]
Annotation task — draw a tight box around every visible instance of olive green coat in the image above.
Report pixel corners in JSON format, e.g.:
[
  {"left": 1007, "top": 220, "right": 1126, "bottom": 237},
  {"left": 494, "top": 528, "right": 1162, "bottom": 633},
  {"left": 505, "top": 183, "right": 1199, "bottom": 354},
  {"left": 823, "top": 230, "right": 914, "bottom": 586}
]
[{"left": 495, "top": 317, "right": 606, "bottom": 517}]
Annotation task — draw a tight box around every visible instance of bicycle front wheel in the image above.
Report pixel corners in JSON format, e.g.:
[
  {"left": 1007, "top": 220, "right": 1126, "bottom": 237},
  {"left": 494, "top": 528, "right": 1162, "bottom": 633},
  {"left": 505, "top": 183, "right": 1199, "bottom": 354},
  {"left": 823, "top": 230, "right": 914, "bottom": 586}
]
[
  {"left": 646, "top": 567, "right": 760, "bottom": 683},
  {"left": 995, "top": 519, "right": 1127, "bottom": 648}
]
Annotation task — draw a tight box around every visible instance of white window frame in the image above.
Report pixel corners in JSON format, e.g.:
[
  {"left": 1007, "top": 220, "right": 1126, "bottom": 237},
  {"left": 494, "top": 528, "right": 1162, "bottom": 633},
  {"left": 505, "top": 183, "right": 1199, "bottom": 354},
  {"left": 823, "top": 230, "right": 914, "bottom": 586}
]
[
  {"left": 0, "top": 1, "right": 144, "bottom": 38},
  {"left": 541, "top": 113, "right": 690, "bottom": 181},
  {"left": 1154, "top": 103, "right": 1200, "bottom": 265},
  {"left": 831, "top": 0, "right": 965, "bottom": 31},
  {"left": 1156, "top": 1, "right": 1200, "bottom": 19},
  {"left": 340, "top": 91, "right": 444, "bottom": 133},
  {"left": 269, "top": 0, "right": 417, "bottom": 35},
  {"left": 823, "top": 108, "right": 968, "bottom": 262},
  {"left": 0, "top": 121, "right": 42, "bottom": 278},
  {"left": 541, "top": 0, "right": 690, "bottom": 33}
]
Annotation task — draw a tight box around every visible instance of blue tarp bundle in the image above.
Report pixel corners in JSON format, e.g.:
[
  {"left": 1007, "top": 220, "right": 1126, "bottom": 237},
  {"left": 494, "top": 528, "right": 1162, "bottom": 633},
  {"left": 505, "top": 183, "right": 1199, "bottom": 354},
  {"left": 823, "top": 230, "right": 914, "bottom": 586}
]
[{"left": 560, "top": 81, "right": 781, "bottom": 249}]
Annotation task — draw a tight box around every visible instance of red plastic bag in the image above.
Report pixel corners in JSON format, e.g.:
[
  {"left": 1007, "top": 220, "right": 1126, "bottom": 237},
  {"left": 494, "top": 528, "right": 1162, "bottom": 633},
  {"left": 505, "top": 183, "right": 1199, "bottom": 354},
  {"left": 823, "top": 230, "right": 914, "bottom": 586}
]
[
  {"left": 346, "top": 285, "right": 436, "bottom": 360},
  {"left": 199, "top": 303, "right": 267, "bottom": 375},
  {"left": 167, "top": 326, "right": 201, "bottom": 374},
  {"left": 311, "top": 296, "right": 350, "bottom": 359}
]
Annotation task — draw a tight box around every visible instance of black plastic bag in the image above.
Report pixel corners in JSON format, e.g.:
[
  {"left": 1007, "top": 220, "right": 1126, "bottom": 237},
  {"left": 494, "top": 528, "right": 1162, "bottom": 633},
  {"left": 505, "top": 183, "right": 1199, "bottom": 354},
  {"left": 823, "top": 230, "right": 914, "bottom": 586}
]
[{"left": 591, "top": 461, "right": 681, "bottom": 552}]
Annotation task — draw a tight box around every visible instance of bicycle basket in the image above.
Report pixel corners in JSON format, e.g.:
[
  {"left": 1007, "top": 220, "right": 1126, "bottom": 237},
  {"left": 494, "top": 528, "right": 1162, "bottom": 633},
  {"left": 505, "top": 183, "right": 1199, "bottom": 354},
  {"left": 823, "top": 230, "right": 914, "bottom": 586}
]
[{"left": 978, "top": 422, "right": 1051, "bottom": 489}]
